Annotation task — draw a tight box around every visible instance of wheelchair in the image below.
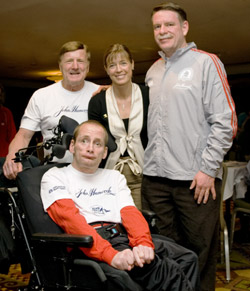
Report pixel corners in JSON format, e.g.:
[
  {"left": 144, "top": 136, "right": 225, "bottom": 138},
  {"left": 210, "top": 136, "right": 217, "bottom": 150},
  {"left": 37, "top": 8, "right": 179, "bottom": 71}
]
[{"left": 0, "top": 116, "right": 157, "bottom": 290}]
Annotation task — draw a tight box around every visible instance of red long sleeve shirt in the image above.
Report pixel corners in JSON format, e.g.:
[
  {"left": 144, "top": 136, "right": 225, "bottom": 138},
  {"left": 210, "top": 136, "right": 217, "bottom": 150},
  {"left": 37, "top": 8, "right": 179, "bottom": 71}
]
[{"left": 47, "top": 199, "right": 154, "bottom": 265}]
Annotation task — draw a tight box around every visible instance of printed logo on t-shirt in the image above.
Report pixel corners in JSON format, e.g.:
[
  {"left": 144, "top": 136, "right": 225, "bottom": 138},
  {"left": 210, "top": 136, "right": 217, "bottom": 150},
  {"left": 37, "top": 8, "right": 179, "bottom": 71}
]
[
  {"left": 91, "top": 205, "right": 111, "bottom": 216},
  {"left": 76, "top": 187, "right": 115, "bottom": 198},
  {"left": 49, "top": 186, "right": 66, "bottom": 194},
  {"left": 54, "top": 105, "right": 87, "bottom": 117}
]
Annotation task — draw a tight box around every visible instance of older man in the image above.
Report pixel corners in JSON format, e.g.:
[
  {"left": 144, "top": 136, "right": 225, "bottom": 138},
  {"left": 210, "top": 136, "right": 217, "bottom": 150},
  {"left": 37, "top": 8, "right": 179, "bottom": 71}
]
[{"left": 3, "top": 41, "right": 99, "bottom": 180}]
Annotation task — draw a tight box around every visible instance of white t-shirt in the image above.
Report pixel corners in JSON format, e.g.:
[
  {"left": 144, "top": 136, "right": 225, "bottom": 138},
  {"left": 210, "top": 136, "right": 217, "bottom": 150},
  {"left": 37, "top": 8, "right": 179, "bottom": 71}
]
[
  {"left": 41, "top": 165, "right": 135, "bottom": 224},
  {"left": 20, "top": 80, "right": 99, "bottom": 161}
]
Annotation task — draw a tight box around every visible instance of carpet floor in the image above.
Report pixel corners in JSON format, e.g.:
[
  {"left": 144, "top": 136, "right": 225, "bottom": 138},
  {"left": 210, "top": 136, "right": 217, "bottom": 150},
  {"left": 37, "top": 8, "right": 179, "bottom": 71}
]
[
  {"left": 216, "top": 269, "right": 250, "bottom": 290},
  {"left": 0, "top": 264, "right": 30, "bottom": 291},
  {"left": 1, "top": 242, "right": 250, "bottom": 290}
]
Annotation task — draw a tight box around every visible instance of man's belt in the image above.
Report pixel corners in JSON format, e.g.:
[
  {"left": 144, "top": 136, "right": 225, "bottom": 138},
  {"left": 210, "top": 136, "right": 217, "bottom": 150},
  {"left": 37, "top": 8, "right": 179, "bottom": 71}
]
[{"left": 90, "top": 222, "right": 126, "bottom": 240}]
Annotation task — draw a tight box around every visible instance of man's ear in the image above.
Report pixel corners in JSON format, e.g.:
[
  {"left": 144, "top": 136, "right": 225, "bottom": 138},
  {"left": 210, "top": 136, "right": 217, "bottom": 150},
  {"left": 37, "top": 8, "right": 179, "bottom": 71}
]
[
  {"left": 182, "top": 20, "right": 189, "bottom": 37},
  {"left": 59, "top": 62, "right": 62, "bottom": 73},
  {"left": 86, "top": 62, "right": 90, "bottom": 75},
  {"left": 102, "top": 146, "right": 108, "bottom": 160},
  {"left": 69, "top": 139, "right": 75, "bottom": 154}
]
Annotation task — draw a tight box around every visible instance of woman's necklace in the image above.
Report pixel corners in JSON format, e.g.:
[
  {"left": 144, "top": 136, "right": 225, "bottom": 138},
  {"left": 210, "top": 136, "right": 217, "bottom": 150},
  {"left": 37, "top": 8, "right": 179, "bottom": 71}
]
[
  {"left": 112, "top": 86, "right": 132, "bottom": 117},
  {"left": 119, "top": 98, "right": 131, "bottom": 111}
]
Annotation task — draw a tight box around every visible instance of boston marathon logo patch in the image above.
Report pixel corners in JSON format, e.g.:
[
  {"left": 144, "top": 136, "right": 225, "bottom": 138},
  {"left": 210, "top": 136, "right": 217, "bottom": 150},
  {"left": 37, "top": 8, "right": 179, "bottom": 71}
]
[{"left": 91, "top": 205, "right": 111, "bottom": 216}]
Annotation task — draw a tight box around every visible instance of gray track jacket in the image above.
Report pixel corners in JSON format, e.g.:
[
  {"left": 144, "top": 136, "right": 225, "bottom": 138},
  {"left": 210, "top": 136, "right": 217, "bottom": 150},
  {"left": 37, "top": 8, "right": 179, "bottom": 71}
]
[{"left": 144, "top": 42, "right": 237, "bottom": 180}]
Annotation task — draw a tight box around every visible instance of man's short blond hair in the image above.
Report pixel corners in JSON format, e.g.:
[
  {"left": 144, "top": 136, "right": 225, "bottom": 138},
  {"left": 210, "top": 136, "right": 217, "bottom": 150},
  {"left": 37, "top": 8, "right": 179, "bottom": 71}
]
[
  {"left": 73, "top": 120, "right": 108, "bottom": 146},
  {"left": 58, "top": 41, "right": 91, "bottom": 63}
]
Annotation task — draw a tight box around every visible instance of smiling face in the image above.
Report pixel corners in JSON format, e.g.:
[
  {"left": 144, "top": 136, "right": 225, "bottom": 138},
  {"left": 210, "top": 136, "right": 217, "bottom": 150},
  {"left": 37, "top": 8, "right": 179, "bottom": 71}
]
[
  {"left": 152, "top": 10, "right": 189, "bottom": 58},
  {"left": 70, "top": 122, "right": 108, "bottom": 174},
  {"left": 105, "top": 52, "right": 134, "bottom": 86},
  {"left": 59, "top": 49, "right": 89, "bottom": 91}
]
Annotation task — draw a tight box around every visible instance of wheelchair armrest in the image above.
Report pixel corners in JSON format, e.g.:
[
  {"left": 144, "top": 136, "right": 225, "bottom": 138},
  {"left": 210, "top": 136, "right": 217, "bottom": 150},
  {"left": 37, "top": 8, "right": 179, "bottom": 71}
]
[
  {"left": 141, "top": 209, "right": 157, "bottom": 220},
  {"left": 141, "top": 209, "right": 159, "bottom": 234},
  {"left": 32, "top": 233, "right": 93, "bottom": 248}
]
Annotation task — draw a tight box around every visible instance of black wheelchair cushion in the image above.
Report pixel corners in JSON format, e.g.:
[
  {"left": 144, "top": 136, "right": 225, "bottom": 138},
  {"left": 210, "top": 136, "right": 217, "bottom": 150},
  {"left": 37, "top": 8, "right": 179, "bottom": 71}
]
[{"left": 16, "top": 163, "right": 68, "bottom": 234}]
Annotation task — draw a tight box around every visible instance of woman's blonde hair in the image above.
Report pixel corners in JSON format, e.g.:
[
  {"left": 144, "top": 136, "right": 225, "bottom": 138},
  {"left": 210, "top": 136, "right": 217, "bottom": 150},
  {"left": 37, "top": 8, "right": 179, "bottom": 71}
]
[{"left": 103, "top": 43, "right": 133, "bottom": 68}]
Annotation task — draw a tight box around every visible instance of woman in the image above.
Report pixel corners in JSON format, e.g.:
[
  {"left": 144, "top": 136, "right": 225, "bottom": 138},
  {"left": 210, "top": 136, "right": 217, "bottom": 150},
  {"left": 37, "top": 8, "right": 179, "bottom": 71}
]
[{"left": 88, "top": 44, "right": 149, "bottom": 209}]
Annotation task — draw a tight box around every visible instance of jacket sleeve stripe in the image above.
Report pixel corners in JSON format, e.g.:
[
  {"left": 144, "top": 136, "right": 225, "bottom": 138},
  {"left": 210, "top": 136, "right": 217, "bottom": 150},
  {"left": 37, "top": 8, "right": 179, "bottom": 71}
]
[
  {"left": 192, "top": 48, "right": 237, "bottom": 138},
  {"left": 208, "top": 52, "right": 238, "bottom": 138}
]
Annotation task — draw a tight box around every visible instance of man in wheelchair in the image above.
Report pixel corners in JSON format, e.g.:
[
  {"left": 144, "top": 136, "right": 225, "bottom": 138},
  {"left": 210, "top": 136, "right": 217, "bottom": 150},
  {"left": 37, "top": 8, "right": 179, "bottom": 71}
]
[{"left": 40, "top": 120, "right": 199, "bottom": 290}]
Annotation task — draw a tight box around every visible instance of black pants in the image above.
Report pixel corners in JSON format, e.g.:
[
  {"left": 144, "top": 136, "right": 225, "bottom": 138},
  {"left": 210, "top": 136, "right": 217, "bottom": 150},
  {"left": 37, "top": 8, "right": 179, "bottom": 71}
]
[
  {"left": 98, "top": 234, "right": 199, "bottom": 291},
  {"left": 141, "top": 175, "right": 221, "bottom": 291}
]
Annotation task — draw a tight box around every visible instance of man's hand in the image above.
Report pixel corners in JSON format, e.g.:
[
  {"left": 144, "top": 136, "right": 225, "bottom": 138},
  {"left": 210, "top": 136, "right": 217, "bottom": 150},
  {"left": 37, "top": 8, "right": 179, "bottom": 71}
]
[
  {"left": 3, "top": 156, "right": 23, "bottom": 180},
  {"left": 2, "top": 128, "right": 34, "bottom": 179},
  {"left": 111, "top": 249, "right": 135, "bottom": 271},
  {"left": 190, "top": 171, "right": 216, "bottom": 204},
  {"left": 92, "top": 85, "right": 110, "bottom": 97},
  {"left": 132, "top": 245, "right": 155, "bottom": 268}
]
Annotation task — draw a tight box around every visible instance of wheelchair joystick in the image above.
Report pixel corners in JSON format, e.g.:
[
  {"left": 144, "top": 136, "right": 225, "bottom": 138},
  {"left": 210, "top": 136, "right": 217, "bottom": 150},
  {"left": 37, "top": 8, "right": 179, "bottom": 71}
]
[{"left": 13, "top": 151, "right": 26, "bottom": 163}]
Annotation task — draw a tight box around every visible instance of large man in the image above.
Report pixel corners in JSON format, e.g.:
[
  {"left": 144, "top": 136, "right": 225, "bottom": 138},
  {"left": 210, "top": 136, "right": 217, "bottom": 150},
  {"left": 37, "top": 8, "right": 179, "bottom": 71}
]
[
  {"left": 41, "top": 120, "right": 199, "bottom": 291},
  {"left": 3, "top": 41, "right": 99, "bottom": 180},
  {"left": 141, "top": 3, "right": 237, "bottom": 291}
]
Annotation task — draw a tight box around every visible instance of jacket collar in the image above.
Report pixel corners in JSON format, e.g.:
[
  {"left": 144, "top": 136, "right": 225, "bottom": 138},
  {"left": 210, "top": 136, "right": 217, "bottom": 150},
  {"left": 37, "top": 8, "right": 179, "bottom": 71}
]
[{"left": 158, "top": 42, "right": 197, "bottom": 61}]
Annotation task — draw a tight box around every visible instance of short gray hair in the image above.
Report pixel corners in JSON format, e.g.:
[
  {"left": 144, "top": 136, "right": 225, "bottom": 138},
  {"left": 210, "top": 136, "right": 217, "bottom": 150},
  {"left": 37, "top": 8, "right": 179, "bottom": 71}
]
[{"left": 58, "top": 41, "right": 91, "bottom": 63}]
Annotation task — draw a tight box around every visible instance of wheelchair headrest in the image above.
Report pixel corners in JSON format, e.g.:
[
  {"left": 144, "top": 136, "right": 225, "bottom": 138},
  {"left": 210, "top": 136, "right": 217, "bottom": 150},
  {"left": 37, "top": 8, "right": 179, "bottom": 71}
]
[
  {"left": 48, "top": 116, "right": 78, "bottom": 159},
  {"left": 59, "top": 115, "right": 79, "bottom": 135}
]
